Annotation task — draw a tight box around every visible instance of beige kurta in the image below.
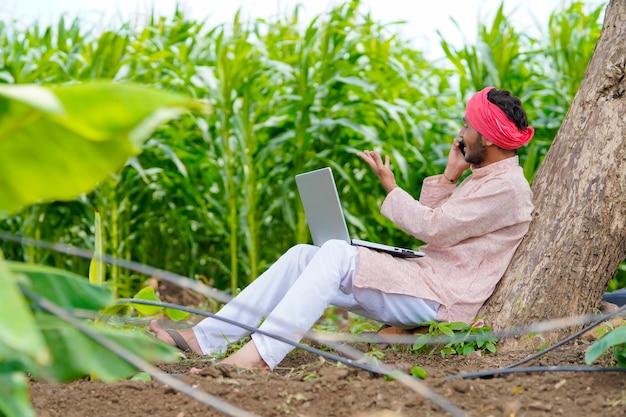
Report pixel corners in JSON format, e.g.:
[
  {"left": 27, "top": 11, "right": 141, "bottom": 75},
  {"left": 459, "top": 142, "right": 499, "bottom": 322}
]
[{"left": 353, "top": 156, "right": 533, "bottom": 324}]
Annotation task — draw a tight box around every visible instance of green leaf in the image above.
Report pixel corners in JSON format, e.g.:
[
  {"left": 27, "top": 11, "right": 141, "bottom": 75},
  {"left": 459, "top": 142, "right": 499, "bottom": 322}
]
[
  {"left": 448, "top": 322, "right": 470, "bottom": 332},
  {"left": 615, "top": 344, "right": 626, "bottom": 368},
  {"left": 164, "top": 307, "right": 190, "bottom": 322},
  {"left": 10, "top": 261, "right": 114, "bottom": 311},
  {"left": 0, "top": 82, "right": 210, "bottom": 217},
  {"left": 36, "top": 314, "right": 179, "bottom": 382},
  {"left": 412, "top": 334, "right": 430, "bottom": 351},
  {"left": 462, "top": 344, "right": 476, "bottom": 355},
  {"left": 0, "top": 372, "right": 36, "bottom": 417},
  {"left": 130, "top": 287, "right": 163, "bottom": 316},
  {"left": 0, "top": 260, "right": 50, "bottom": 366},
  {"left": 410, "top": 365, "right": 427, "bottom": 380},
  {"left": 438, "top": 324, "right": 456, "bottom": 339},
  {"left": 585, "top": 326, "right": 626, "bottom": 365},
  {"left": 130, "top": 372, "right": 152, "bottom": 381}
]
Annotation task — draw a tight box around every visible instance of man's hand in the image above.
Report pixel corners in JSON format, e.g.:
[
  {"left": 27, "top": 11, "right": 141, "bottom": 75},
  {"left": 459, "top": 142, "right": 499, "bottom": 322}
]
[
  {"left": 439, "top": 139, "right": 470, "bottom": 184},
  {"left": 357, "top": 150, "right": 397, "bottom": 193}
]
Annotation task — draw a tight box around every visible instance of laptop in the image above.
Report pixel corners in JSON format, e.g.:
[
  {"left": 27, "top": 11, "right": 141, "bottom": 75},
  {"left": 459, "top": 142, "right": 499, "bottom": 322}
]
[{"left": 295, "top": 167, "right": 424, "bottom": 258}]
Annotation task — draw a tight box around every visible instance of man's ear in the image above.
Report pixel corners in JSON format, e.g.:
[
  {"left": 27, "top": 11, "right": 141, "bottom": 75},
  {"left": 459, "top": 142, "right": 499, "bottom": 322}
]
[{"left": 482, "top": 136, "right": 495, "bottom": 147}]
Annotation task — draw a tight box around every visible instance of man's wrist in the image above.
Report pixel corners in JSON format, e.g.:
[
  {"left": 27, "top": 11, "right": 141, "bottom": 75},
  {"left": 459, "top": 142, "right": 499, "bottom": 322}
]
[
  {"left": 442, "top": 171, "right": 459, "bottom": 183},
  {"left": 384, "top": 183, "right": 398, "bottom": 193}
]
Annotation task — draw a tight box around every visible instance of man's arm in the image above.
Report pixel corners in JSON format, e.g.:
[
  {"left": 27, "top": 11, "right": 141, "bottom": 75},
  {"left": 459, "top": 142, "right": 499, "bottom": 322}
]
[{"left": 382, "top": 177, "right": 526, "bottom": 248}]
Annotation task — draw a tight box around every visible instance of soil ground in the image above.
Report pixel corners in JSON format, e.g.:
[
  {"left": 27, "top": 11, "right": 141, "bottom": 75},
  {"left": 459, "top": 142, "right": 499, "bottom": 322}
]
[
  {"left": 30, "top": 332, "right": 626, "bottom": 417},
  {"left": 29, "top": 283, "right": 626, "bottom": 417}
]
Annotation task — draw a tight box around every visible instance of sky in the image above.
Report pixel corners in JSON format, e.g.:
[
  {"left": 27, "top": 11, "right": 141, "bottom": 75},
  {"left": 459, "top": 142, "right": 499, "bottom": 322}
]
[{"left": 1, "top": 0, "right": 605, "bottom": 58}]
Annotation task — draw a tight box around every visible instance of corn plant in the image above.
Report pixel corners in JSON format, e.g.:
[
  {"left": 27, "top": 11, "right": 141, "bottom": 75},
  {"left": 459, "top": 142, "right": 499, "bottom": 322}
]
[{"left": 0, "top": 0, "right": 620, "bottom": 297}]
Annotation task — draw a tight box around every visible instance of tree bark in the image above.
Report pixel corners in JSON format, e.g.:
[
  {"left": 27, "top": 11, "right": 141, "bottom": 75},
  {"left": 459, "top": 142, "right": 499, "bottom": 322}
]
[{"left": 483, "top": 0, "right": 626, "bottom": 345}]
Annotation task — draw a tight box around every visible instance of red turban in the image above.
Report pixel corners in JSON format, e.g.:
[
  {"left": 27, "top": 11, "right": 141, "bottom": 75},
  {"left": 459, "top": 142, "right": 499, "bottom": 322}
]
[{"left": 465, "top": 87, "right": 534, "bottom": 150}]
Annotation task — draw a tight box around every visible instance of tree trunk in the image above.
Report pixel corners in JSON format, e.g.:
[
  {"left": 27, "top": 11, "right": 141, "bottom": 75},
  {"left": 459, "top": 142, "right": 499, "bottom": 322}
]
[{"left": 483, "top": 0, "right": 626, "bottom": 345}]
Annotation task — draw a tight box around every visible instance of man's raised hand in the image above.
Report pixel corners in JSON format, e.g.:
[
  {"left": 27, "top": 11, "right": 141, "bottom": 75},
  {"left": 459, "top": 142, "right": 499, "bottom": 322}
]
[{"left": 357, "top": 150, "right": 398, "bottom": 193}]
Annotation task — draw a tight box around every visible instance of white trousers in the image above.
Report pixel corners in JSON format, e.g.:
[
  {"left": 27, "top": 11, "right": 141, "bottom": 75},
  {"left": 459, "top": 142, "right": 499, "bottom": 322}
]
[{"left": 192, "top": 240, "right": 438, "bottom": 369}]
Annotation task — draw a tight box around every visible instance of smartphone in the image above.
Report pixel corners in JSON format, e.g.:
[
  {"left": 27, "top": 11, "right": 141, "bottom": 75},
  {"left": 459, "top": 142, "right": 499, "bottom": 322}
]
[{"left": 458, "top": 139, "right": 466, "bottom": 156}]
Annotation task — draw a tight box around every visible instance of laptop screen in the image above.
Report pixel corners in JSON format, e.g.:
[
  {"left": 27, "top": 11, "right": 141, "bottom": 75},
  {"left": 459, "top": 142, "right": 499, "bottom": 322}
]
[{"left": 295, "top": 167, "right": 351, "bottom": 246}]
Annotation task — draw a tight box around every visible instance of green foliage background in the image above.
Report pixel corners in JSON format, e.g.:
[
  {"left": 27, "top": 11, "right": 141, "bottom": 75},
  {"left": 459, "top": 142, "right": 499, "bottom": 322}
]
[{"left": 1, "top": 0, "right": 623, "bottom": 296}]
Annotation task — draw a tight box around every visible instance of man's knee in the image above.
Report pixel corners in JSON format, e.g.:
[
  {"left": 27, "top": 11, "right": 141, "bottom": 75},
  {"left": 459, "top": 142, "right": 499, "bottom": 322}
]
[
  {"left": 319, "top": 239, "right": 352, "bottom": 253},
  {"left": 319, "top": 240, "right": 358, "bottom": 282},
  {"left": 284, "top": 243, "right": 318, "bottom": 266}
]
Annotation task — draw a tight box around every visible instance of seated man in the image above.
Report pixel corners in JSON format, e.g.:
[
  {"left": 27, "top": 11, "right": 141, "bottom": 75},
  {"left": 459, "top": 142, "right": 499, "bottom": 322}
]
[{"left": 150, "top": 87, "right": 535, "bottom": 370}]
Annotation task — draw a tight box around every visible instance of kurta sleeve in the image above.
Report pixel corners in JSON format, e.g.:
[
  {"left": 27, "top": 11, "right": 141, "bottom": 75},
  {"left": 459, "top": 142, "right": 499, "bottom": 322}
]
[{"left": 381, "top": 175, "right": 527, "bottom": 247}]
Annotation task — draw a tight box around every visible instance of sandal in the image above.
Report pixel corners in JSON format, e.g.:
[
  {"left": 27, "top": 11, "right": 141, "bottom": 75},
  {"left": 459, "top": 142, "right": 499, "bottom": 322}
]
[{"left": 165, "top": 328, "right": 192, "bottom": 352}]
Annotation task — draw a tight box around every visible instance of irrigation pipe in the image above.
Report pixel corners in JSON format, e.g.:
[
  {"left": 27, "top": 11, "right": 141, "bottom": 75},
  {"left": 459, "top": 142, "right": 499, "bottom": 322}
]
[
  {"left": 501, "top": 303, "right": 626, "bottom": 369},
  {"left": 323, "top": 338, "right": 467, "bottom": 417},
  {"left": 3, "top": 232, "right": 616, "bottom": 349},
  {"left": 313, "top": 310, "right": 618, "bottom": 347},
  {"left": 124, "top": 298, "right": 467, "bottom": 417},
  {"left": 22, "top": 289, "right": 259, "bottom": 417},
  {"left": 6, "top": 232, "right": 622, "bottom": 413},
  {"left": 3, "top": 232, "right": 466, "bottom": 415},
  {"left": 445, "top": 304, "right": 626, "bottom": 380},
  {"left": 1, "top": 232, "right": 342, "bottom": 346},
  {"left": 0, "top": 232, "right": 233, "bottom": 305},
  {"left": 121, "top": 298, "right": 384, "bottom": 374},
  {"left": 447, "top": 366, "right": 626, "bottom": 380}
]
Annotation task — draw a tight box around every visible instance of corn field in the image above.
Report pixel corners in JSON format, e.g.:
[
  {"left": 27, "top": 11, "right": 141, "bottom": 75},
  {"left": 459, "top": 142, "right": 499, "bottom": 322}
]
[{"left": 1, "top": 0, "right": 622, "bottom": 297}]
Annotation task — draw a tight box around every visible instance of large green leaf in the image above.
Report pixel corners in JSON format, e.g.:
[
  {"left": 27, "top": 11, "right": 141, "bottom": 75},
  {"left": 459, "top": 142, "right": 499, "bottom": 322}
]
[
  {"left": 10, "top": 261, "right": 114, "bottom": 311},
  {"left": 35, "top": 313, "right": 179, "bottom": 382},
  {"left": 0, "top": 83, "right": 210, "bottom": 217},
  {"left": 0, "top": 372, "right": 35, "bottom": 417},
  {"left": 0, "top": 260, "right": 50, "bottom": 367}
]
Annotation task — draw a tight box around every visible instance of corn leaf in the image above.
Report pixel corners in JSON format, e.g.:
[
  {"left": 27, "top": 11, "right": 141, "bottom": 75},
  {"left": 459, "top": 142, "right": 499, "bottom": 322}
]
[{"left": 88, "top": 211, "right": 105, "bottom": 286}]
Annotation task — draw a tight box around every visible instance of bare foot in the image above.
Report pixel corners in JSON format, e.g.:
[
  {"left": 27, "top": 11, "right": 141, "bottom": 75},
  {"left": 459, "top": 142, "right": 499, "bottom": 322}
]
[
  {"left": 220, "top": 340, "right": 269, "bottom": 370},
  {"left": 148, "top": 320, "right": 203, "bottom": 354}
]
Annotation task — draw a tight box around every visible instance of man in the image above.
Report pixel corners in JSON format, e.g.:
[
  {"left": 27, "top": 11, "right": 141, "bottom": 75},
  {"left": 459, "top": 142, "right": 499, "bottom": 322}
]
[{"left": 149, "top": 87, "right": 535, "bottom": 370}]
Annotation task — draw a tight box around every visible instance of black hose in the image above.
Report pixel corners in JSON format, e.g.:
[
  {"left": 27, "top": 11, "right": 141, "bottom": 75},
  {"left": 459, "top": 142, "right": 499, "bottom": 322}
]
[
  {"left": 447, "top": 303, "right": 626, "bottom": 380},
  {"left": 121, "top": 298, "right": 386, "bottom": 375},
  {"left": 502, "top": 304, "right": 626, "bottom": 370},
  {"left": 447, "top": 366, "right": 626, "bottom": 380}
]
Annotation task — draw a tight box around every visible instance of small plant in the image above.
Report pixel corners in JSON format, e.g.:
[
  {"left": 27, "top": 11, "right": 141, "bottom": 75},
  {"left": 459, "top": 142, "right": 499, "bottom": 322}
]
[
  {"left": 365, "top": 346, "right": 385, "bottom": 360},
  {"left": 585, "top": 325, "right": 626, "bottom": 368},
  {"left": 411, "top": 365, "right": 427, "bottom": 380},
  {"left": 411, "top": 321, "right": 498, "bottom": 357}
]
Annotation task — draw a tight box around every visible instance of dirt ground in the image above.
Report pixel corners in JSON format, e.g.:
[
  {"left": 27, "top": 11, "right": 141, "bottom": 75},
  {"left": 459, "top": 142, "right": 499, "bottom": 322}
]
[
  {"left": 29, "top": 282, "right": 626, "bottom": 417},
  {"left": 30, "top": 330, "right": 626, "bottom": 417}
]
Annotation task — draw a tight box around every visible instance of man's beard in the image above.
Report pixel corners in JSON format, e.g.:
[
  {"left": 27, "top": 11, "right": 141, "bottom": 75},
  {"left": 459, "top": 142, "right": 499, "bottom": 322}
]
[{"left": 465, "top": 139, "right": 487, "bottom": 166}]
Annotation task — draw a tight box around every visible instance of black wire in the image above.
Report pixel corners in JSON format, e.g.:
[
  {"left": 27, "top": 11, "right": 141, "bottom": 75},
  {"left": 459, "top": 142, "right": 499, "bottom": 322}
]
[
  {"left": 7, "top": 231, "right": 624, "bottom": 391},
  {"left": 22, "top": 289, "right": 260, "bottom": 417},
  {"left": 447, "top": 366, "right": 626, "bottom": 380},
  {"left": 444, "top": 304, "right": 626, "bottom": 380},
  {"left": 123, "top": 299, "right": 468, "bottom": 417},
  {"left": 502, "top": 303, "right": 626, "bottom": 370},
  {"left": 0, "top": 232, "right": 232, "bottom": 304},
  {"left": 121, "top": 298, "right": 386, "bottom": 376}
]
